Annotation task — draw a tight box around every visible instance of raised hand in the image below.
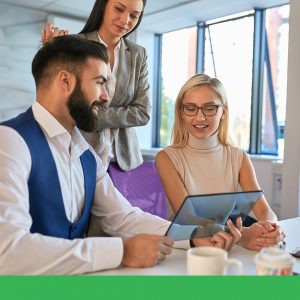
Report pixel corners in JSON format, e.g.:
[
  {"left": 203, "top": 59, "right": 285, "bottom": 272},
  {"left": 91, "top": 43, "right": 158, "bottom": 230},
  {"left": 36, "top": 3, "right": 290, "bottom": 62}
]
[{"left": 41, "top": 23, "right": 69, "bottom": 45}]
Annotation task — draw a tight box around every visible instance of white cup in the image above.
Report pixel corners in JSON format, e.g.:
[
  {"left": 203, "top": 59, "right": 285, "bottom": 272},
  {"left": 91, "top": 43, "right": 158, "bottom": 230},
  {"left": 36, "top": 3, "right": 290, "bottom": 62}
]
[
  {"left": 186, "top": 247, "right": 244, "bottom": 275},
  {"left": 255, "top": 247, "right": 295, "bottom": 275}
]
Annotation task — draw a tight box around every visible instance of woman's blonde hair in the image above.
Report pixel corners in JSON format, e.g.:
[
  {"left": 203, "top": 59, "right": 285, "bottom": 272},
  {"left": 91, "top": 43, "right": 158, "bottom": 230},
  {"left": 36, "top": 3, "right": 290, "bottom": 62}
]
[{"left": 171, "top": 73, "right": 232, "bottom": 147}]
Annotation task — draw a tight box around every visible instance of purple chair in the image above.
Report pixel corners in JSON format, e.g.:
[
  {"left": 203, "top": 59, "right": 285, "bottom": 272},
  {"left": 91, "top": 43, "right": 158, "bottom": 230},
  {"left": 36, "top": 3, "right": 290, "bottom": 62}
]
[{"left": 107, "top": 161, "right": 168, "bottom": 219}]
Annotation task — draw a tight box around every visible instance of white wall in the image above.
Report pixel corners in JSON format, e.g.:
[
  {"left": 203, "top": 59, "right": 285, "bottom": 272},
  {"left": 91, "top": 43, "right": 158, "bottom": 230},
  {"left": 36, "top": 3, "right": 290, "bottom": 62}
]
[
  {"left": 0, "top": 3, "right": 46, "bottom": 121},
  {"left": 280, "top": 0, "right": 300, "bottom": 218},
  {"left": 251, "top": 157, "right": 283, "bottom": 219}
]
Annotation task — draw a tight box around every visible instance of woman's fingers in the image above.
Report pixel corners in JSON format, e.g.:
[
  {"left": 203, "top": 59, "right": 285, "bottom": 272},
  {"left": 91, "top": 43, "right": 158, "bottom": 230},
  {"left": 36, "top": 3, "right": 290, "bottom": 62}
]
[
  {"left": 210, "top": 233, "right": 226, "bottom": 249},
  {"left": 59, "top": 30, "right": 69, "bottom": 36},
  {"left": 42, "top": 23, "right": 69, "bottom": 44},
  {"left": 53, "top": 27, "right": 60, "bottom": 37},
  {"left": 259, "top": 221, "right": 275, "bottom": 232},
  {"left": 236, "top": 217, "right": 243, "bottom": 232},
  {"left": 42, "top": 28, "right": 46, "bottom": 43},
  {"left": 226, "top": 219, "right": 242, "bottom": 244},
  {"left": 45, "top": 23, "right": 54, "bottom": 40}
]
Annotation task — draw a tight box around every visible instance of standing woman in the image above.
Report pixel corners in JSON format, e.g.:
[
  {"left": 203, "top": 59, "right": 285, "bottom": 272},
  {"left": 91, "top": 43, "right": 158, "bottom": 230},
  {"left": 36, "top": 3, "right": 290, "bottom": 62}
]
[{"left": 42, "top": 0, "right": 149, "bottom": 171}]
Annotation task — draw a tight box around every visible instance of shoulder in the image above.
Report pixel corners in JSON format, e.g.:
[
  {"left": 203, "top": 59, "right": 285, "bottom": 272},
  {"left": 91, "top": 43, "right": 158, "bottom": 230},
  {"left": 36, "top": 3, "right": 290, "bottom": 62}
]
[
  {"left": 156, "top": 146, "right": 183, "bottom": 167},
  {"left": 0, "top": 125, "right": 31, "bottom": 169},
  {"left": 156, "top": 147, "right": 174, "bottom": 163},
  {"left": 225, "top": 144, "right": 245, "bottom": 156},
  {"left": 224, "top": 144, "right": 248, "bottom": 169},
  {"left": 123, "top": 38, "right": 146, "bottom": 55},
  {"left": 158, "top": 146, "right": 179, "bottom": 158},
  {"left": 79, "top": 31, "right": 98, "bottom": 42},
  {"left": 156, "top": 148, "right": 169, "bottom": 163},
  {"left": 155, "top": 148, "right": 179, "bottom": 176},
  {"left": 0, "top": 125, "right": 30, "bottom": 148}
]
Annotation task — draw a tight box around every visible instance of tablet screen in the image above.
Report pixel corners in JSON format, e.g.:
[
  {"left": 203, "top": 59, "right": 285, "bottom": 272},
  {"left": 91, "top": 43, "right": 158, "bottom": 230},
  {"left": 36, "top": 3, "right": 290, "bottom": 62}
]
[{"left": 165, "top": 190, "right": 263, "bottom": 241}]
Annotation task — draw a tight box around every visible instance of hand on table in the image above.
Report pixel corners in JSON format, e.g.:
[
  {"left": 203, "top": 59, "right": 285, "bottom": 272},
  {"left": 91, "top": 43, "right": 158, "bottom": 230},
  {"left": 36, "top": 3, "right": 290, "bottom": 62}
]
[
  {"left": 121, "top": 234, "right": 174, "bottom": 268},
  {"left": 240, "top": 221, "right": 285, "bottom": 250}
]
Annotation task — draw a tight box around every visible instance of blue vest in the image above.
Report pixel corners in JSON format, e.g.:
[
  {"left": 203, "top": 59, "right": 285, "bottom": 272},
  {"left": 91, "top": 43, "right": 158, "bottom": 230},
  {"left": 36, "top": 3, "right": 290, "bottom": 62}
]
[{"left": 1, "top": 108, "right": 96, "bottom": 239}]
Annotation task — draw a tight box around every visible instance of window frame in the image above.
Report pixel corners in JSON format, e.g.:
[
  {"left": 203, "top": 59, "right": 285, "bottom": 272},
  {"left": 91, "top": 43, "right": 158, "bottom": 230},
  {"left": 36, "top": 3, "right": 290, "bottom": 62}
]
[{"left": 152, "top": 6, "right": 287, "bottom": 156}]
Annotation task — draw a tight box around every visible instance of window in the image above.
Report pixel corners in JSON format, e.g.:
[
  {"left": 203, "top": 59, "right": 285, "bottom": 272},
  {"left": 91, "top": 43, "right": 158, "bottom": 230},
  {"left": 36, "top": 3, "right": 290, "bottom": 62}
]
[
  {"left": 204, "top": 13, "right": 254, "bottom": 151},
  {"left": 159, "top": 27, "right": 197, "bottom": 147},
  {"left": 154, "top": 4, "right": 289, "bottom": 158},
  {"left": 261, "top": 5, "right": 289, "bottom": 157}
]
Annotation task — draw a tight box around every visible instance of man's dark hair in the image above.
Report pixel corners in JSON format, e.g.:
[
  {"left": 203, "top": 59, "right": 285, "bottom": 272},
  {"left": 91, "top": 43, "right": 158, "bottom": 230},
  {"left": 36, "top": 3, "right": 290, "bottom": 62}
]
[
  {"left": 32, "top": 34, "right": 109, "bottom": 87},
  {"left": 80, "top": 0, "right": 147, "bottom": 38}
]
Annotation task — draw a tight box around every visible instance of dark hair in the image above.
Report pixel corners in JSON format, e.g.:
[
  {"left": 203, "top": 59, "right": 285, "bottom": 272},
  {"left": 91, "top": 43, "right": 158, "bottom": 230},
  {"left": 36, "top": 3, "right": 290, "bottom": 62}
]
[
  {"left": 32, "top": 34, "right": 109, "bottom": 87},
  {"left": 80, "top": 0, "right": 147, "bottom": 38}
]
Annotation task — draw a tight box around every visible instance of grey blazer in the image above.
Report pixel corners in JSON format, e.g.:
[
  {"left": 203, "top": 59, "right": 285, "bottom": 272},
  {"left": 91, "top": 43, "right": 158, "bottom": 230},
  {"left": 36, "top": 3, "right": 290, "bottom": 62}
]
[{"left": 81, "top": 31, "right": 151, "bottom": 171}]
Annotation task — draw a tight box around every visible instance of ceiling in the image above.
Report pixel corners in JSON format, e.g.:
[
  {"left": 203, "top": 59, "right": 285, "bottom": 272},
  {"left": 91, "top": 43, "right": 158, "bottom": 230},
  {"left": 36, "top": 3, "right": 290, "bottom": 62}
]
[
  {"left": 0, "top": 0, "right": 289, "bottom": 20},
  {"left": 0, "top": 0, "right": 289, "bottom": 118}
]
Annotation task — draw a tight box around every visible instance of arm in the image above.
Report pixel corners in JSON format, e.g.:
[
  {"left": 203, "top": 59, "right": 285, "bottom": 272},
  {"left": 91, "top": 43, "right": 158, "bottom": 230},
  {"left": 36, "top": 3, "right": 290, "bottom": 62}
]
[
  {"left": 155, "top": 150, "right": 188, "bottom": 214},
  {"left": 94, "top": 48, "right": 151, "bottom": 129},
  {"left": 0, "top": 126, "right": 123, "bottom": 275},
  {"left": 239, "top": 152, "right": 284, "bottom": 250}
]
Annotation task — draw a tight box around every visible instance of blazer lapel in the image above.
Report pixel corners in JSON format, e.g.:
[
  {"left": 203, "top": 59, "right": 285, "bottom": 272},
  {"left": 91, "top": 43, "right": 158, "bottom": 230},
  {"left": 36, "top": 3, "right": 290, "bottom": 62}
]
[{"left": 113, "top": 38, "right": 131, "bottom": 105}]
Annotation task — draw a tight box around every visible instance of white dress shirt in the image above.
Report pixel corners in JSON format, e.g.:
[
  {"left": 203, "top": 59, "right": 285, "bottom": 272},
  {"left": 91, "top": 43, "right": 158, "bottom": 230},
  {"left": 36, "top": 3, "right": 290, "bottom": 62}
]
[
  {"left": 0, "top": 102, "right": 170, "bottom": 275},
  {"left": 95, "top": 34, "right": 121, "bottom": 169}
]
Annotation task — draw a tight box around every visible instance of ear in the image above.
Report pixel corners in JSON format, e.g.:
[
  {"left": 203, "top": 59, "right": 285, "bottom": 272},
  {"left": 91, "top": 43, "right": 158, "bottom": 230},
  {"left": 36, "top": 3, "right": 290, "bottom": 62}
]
[{"left": 58, "top": 70, "right": 76, "bottom": 93}]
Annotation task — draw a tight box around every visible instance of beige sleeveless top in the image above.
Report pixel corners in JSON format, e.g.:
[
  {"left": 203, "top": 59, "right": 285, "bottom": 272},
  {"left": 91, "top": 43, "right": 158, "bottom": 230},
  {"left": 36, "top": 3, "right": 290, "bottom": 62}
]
[{"left": 163, "top": 132, "right": 245, "bottom": 220}]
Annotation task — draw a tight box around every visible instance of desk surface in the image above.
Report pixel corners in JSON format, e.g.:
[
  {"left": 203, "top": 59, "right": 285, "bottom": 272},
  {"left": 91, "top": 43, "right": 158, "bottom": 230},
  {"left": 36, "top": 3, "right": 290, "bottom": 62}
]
[{"left": 89, "top": 217, "right": 300, "bottom": 275}]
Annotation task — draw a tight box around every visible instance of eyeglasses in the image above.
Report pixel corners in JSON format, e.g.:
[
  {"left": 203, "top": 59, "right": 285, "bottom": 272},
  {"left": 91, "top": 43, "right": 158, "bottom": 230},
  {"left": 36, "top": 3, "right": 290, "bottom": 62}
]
[{"left": 181, "top": 104, "right": 224, "bottom": 117}]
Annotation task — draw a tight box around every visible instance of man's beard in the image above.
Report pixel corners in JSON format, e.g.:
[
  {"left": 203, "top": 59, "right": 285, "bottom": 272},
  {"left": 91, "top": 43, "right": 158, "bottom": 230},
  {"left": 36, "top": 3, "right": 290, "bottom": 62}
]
[{"left": 67, "top": 80, "right": 100, "bottom": 132}]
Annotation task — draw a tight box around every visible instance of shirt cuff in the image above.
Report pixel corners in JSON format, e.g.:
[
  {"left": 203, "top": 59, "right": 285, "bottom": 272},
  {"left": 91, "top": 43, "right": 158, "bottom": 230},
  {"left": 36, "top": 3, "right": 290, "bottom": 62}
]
[
  {"left": 173, "top": 240, "right": 190, "bottom": 249},
  {"left": 90, "top": 237, "right": 124, "bottom": 272}
]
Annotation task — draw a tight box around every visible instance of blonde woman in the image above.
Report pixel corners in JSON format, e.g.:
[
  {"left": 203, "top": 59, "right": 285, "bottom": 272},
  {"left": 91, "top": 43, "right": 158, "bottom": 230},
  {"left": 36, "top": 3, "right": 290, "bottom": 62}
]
[{"left": 156, "top": 73, "right": 285, "bottom": 250}]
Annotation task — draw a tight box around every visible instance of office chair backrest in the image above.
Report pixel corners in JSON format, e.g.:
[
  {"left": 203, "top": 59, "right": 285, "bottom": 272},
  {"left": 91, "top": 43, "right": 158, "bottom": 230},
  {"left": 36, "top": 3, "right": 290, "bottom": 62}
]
[{"left": 108, "top": 161, "right": 168, "bottom": 219}]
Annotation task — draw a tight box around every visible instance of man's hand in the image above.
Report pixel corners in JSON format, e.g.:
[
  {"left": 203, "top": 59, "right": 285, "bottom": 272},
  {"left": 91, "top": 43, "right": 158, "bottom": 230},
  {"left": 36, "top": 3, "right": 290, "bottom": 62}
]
[
  {"left": 121, "top": 234, "right": 174, "bottom": 268},
  {"left": 42, "top": 23, "right": 69, "bottom": 45},
  {"left": 193, "top": 218, "right": 242, "bottom": 251},
  {"left": 241, "top": 221, "right": 285, "bottom": 250}
]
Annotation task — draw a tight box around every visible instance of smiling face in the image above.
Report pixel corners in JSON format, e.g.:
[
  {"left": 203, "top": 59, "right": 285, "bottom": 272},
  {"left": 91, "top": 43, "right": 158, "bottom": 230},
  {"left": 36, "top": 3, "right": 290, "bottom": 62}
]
[
  {"left": 100, "top": 0, "right": 143, "bottom": 39},
  {"left": 181, "top": 85, "right": 225, "bottom": 139}
]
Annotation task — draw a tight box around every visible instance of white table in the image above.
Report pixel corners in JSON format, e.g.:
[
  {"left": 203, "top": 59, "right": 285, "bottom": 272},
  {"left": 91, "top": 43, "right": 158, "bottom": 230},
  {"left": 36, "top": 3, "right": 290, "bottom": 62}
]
[{"left": 89, "top": 217, "right": 300, "bottom": 275}]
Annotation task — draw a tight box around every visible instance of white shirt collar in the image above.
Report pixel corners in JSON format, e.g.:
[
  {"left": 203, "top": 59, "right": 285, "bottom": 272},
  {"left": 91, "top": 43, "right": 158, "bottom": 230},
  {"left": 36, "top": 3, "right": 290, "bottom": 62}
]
[
  {"left": 32, "top": 102, "right": 90, "bottom": 154},
  {"left": 32, "top": 102, "right": 68, "bottom": 138}
]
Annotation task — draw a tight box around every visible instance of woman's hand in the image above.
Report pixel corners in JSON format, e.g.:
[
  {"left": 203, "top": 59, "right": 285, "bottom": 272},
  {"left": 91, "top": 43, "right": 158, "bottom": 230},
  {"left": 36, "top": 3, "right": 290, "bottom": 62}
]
[
  {"left": 240, "top": 221, "right": 285, "bottom": 250},
  {"left": 41, "top": 23, "right": 69, "bottom": 45},
  {"left": 193, "top": 218, "right": 242, "bottom": 251}
]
